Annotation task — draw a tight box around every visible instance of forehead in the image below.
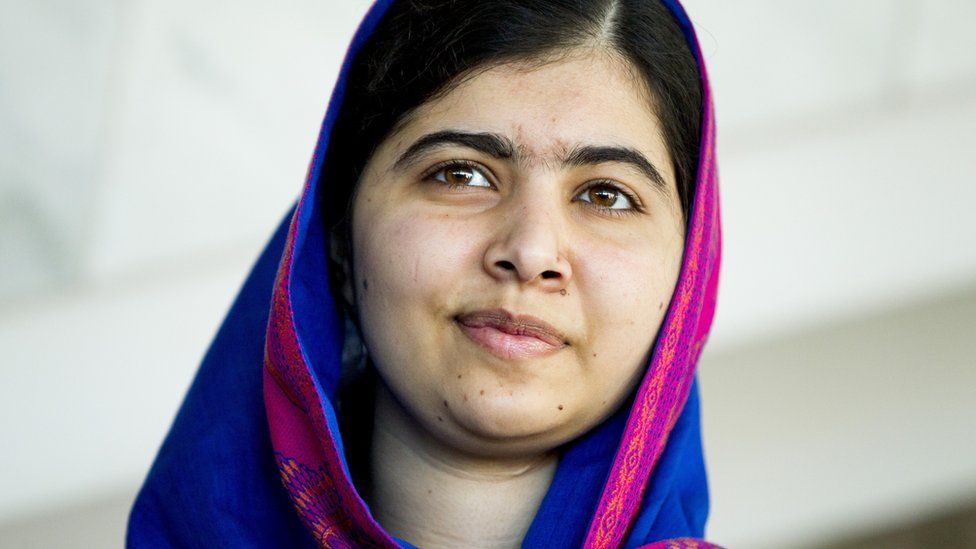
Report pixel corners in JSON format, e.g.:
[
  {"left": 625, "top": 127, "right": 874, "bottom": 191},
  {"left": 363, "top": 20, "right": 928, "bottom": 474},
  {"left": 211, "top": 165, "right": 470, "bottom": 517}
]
[{"left": 388, "top": 50, "right": 673, "bottom": 180}]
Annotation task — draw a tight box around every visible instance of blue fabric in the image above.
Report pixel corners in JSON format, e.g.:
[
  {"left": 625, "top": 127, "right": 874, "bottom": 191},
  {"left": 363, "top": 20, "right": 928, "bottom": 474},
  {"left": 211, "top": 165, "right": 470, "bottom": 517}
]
[
  {"left": 127, "top": 0, "right": 711, "bottom": 546},
  {"left": 127, "top": 208, "right": 316, "bottom": 548}
]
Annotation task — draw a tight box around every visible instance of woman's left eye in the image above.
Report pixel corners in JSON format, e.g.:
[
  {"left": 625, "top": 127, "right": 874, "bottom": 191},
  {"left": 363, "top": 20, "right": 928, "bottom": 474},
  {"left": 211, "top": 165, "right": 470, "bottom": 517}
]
[
  {"left": 577, "top": 183, "right": 638, "bottom": 211},
  {"left": 428, "top": 162, "right": 493, "bottom": 188}
]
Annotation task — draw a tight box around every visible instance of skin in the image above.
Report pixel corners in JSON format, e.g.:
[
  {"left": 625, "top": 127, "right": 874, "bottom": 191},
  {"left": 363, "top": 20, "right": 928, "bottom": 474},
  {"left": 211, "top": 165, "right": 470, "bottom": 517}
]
[{"left": 332, "top": 47, "right": 686, "bottom": 548}]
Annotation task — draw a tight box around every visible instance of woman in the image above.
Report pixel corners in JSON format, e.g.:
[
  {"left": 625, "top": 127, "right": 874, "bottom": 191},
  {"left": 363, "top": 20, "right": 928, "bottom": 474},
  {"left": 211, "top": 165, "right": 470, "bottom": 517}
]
[{"left": 127, "top": 0, "right": 722, "bottom": 547}]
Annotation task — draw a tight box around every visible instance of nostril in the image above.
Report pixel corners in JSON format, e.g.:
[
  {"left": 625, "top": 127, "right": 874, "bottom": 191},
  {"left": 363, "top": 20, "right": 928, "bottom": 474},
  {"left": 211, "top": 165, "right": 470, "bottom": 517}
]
[
  {"left": 541, "top": 271, "right": 560, "bottom": 279},
  {"left": 497, "top": 260, "right": 516, "bottom": 271}
]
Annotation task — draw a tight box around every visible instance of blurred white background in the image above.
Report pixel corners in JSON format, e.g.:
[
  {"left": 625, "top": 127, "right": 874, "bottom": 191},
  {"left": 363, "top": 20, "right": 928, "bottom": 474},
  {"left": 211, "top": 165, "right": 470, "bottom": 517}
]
[{"left": 2, "top": 0, "right": 975, "bottom": 547}]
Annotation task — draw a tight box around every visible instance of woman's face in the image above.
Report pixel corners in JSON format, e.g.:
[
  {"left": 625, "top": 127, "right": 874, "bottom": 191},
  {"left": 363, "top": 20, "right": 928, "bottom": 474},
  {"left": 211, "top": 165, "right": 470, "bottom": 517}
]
[{"left": 343, "top": 49, "right": 686, "bottom": 458}]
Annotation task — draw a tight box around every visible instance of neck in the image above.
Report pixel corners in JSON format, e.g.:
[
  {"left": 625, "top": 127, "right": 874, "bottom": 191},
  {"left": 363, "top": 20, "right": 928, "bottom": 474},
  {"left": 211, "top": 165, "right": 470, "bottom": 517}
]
[{"left": 368, "top": 383, "right": 557, "bottom": 549}]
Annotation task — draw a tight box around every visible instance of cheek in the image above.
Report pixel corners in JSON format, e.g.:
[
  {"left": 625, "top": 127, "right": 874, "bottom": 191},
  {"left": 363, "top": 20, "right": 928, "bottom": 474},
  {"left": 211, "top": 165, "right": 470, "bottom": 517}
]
[
  {"left": 575, "top": 233, "right": 682, "bottom": 402},
  {"left": 354, "top": 208, "right": 477, "bottom": 321},
  {"left": 582, "top": 231, "right": 680, "bottom": 330}
]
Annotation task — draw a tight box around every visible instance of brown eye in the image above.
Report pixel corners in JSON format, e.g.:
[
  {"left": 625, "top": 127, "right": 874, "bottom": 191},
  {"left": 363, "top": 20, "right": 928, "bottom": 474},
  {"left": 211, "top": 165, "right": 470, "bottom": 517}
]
[
  {"left": 579, "top": 183, "right": 635, "bottom": 210},
  {"left": 446, "top": 167, "right": 472, "bottom": 185},
  {"left": 432, "top": 163, "right": 492, "bottom": 188}
]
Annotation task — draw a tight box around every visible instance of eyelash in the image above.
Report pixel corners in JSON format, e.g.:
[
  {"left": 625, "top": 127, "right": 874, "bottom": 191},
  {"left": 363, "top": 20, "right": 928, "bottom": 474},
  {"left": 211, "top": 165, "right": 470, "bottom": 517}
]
[{"left": 420, "top": 160, "right": 645, "bottom": 217}]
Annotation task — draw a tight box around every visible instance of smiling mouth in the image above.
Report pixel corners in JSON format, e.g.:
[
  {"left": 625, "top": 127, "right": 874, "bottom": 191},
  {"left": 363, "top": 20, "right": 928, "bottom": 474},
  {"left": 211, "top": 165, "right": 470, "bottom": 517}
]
[{"left": 454, "top": 309, "right": 568, "bottom": 361}]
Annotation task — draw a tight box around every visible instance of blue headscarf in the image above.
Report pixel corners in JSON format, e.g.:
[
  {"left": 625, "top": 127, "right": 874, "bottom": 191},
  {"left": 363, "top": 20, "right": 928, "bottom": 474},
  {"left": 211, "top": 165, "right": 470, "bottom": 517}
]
[{"left": 127, "top": 1, "right": 722, "bottom": 547}]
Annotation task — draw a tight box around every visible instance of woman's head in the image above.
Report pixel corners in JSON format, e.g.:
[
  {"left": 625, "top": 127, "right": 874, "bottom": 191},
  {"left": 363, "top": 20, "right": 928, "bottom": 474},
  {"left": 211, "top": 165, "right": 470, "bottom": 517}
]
[{"left": 325, "top": 0, "right": 702, "bottom": 458}]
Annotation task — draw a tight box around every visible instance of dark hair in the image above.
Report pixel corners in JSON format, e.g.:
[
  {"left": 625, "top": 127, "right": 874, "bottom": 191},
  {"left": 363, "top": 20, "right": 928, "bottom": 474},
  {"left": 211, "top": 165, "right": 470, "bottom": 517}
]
[{"left": 322, "top": 0, "right": 702, "bottom": 292}]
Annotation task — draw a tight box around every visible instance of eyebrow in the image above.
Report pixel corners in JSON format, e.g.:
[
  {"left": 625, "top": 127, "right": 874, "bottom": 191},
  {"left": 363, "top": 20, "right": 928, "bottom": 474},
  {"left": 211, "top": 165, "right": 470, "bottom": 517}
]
[
  {"left": 563, "top": 144, "right": 666, "bottom": 190},
  {"left": 393, "top": 130, "right": 513, "bottom": 170},
  {"left": 392, "top": 129, "right": 668, "bottom": 194}
]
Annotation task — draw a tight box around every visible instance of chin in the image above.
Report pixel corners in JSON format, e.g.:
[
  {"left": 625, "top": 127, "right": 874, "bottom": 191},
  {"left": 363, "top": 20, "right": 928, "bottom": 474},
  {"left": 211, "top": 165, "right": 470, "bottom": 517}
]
[{"left": 445, "top": 394, "right": 573, "bottom": 450}]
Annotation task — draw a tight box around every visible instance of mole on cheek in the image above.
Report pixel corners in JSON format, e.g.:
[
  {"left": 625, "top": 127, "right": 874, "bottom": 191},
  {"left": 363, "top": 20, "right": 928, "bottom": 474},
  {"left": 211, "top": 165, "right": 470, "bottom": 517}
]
[{"left": 557, "top": 404, "right": 564, "bottom": 411}]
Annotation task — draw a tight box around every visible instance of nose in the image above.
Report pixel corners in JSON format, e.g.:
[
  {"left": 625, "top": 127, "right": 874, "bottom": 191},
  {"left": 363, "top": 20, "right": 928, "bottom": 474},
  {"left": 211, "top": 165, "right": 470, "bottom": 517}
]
[{"left": 483, "top": 196, "right": 573, "bottom": 292}]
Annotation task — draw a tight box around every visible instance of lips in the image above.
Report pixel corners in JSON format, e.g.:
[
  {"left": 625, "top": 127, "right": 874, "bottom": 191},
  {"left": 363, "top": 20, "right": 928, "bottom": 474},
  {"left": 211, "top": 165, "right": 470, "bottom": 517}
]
[{"left": 455, "top": 308, "right": 568, "bottom": 360}]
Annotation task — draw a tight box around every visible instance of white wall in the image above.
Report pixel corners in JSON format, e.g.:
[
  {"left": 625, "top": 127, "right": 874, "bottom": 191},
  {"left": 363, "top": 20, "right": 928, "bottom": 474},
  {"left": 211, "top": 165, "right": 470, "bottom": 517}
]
[
  {"left": 701, "top": 284, "right": 976, "bottom": 547},
  {"left": 1, "top": 0, "right": 975, "bottom": 546}
]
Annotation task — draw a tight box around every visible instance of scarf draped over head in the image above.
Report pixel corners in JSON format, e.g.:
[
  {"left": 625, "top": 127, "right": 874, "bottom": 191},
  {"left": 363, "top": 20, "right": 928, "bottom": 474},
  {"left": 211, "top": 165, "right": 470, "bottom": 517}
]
[{"left": 126, "top": 0, "right": 723, "bottom": 547}]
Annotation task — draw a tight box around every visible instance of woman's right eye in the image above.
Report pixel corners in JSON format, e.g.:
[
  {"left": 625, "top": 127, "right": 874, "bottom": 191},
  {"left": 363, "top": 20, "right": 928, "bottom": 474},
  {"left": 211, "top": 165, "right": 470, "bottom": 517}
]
[{"left": 427, "top": 162, "right": 493, "bottom": 189}]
